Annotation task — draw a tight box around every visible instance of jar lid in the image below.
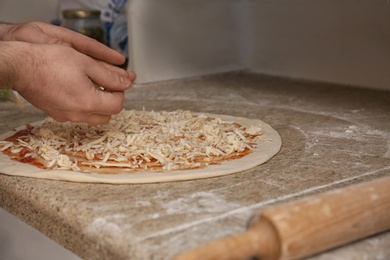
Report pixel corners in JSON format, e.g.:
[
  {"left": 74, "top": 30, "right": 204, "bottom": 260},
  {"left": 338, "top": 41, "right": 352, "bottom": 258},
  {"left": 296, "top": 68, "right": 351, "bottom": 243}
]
[{"left": 62, "top": 9, "right": 101, "bottom": 19}]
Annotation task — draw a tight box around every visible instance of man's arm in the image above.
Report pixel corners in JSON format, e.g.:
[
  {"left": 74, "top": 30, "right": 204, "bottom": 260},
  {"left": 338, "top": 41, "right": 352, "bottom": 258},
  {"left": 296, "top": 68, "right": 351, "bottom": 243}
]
[{"left": 0, "top": 40, "right": 16, "bottom": 90}]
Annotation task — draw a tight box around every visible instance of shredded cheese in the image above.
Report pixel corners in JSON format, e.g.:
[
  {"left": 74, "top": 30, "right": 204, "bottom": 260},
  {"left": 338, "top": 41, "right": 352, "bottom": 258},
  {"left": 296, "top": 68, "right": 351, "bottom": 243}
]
[{"left": 0, "top": 110, "right": 263, "bottom": 172}]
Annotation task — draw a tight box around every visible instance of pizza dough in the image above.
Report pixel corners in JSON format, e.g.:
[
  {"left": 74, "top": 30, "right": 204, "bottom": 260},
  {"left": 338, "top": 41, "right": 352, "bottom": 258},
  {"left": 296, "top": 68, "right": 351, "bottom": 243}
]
[{"left": 0, "top": 112, "right": 281, "bottom": 184}]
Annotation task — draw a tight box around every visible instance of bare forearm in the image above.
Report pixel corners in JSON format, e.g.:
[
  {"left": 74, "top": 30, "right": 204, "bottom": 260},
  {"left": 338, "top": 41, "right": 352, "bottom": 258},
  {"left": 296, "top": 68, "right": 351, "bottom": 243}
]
[{"left": 0, "top": 41, "right": 19, "bottom": 89}]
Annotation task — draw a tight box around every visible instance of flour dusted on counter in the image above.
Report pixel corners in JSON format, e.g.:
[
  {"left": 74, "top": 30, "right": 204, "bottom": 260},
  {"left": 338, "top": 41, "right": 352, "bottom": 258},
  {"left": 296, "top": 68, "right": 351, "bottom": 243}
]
[{"left": 0, "top": 110, "right": 264, "bottom": 172}]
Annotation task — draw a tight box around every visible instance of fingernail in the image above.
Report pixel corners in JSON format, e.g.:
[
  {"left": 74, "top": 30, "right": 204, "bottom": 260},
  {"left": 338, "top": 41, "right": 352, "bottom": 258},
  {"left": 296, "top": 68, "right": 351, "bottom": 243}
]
[
  {"left": 129, "top": 71, "right": 137, "bottom": 81},
  {"left": 121, "top": 76, "right": 131, "bottom": 86}
]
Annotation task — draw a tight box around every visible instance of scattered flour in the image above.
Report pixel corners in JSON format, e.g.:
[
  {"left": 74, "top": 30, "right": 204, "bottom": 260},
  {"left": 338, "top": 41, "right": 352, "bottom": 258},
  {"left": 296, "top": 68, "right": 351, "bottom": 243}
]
[
  {"left": 161, "top": 191, "right": 240, "bottom": 215},
  {"left": 306, "top": 124, "right": 389, "bottom": 158},
  {"left": 84, "top": 214, "right": 131, "bottom": 237},
  {"left": 135, "top": 200, "right": 152, "bottom": 207}
]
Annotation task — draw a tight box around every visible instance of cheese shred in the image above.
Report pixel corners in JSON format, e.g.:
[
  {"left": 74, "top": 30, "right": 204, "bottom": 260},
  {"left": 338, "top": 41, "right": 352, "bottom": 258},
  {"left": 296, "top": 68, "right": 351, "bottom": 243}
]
[{"left": 0, "top": 110, "right": 263, "bottom": 172}]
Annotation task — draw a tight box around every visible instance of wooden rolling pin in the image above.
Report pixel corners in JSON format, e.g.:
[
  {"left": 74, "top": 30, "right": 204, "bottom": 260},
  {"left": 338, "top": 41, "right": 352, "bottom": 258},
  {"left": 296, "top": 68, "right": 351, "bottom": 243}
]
[{"left": 175, "top": 176, "right": 390, "bottom": 260}]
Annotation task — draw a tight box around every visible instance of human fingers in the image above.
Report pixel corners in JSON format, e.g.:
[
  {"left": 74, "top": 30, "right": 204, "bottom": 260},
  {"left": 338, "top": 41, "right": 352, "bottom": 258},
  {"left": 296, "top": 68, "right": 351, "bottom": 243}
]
[
  {"left": 86, "top": 60, "right": 134, "bottom": 92},
  {"left": 5, "top": 22, "right": 125, "bottom": 65},
  {"left": 8, "top": 42, "right": 126, "bottom": 125},
  {"left": 128, "top": 71, "right": 137, "bottom": 82},
  {"left": 36, "top": 80, "right": 124, "bottom": 125},
  {"left": 4, "top": 22, "right": 71, "bottom": 47},
  {"left": 99, "top": 61, "right": 137, "bottom": 83},
  {"left": 60, "top": 72, "right": 127, "bottom": 119},
  {"left": 46, "top": 84, "right": 121, "bottom": 124},
  {"left": 37, "top": 22, "right": 125, "bottom": 65},
  {"left": 50, "top": 111, "right": 112, "bottom": 125},
  {"left": 83, "top": 113, "right": 113, "bottom": 125},
  {"left": 89, "top": 87, "right": 126, "bottom": 115}
]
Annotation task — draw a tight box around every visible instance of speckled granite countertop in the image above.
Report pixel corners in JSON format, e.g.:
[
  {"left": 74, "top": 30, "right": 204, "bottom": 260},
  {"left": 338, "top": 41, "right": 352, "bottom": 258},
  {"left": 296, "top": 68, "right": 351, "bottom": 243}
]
[{"left": 1, "top": 73, "right": 389, "bottom": 259}]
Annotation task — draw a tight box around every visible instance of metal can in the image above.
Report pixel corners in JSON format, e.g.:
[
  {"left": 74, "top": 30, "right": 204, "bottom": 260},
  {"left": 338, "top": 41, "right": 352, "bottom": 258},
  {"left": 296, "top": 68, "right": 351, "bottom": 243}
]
[{"left": 61, "top": 9, "right": 106, "bottom": 44}]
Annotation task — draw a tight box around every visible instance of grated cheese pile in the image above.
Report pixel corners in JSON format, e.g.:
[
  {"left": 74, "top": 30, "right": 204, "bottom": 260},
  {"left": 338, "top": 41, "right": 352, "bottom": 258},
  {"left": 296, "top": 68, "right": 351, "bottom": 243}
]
[{"left": 0, "top": 110, "right": 263, "bottom": 172}]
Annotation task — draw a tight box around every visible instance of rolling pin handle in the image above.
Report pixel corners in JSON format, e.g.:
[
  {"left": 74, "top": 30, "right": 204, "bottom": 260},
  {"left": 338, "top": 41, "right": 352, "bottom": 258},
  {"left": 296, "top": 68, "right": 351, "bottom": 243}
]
[{"left": 174, "top": 217, "right": 281, "bottom": 260}]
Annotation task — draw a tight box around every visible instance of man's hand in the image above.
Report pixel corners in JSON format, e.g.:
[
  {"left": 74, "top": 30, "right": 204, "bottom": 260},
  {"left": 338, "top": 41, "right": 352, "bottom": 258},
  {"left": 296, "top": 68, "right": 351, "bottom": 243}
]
[
  {"left": 0, "top": 21, "right": 125, "bottom": 66},
  {"left": 0, "top": 21, "right": 136, "bottom": 125},
  {"left": 1, "top": 41, "right": 135, "bottom": 125}
]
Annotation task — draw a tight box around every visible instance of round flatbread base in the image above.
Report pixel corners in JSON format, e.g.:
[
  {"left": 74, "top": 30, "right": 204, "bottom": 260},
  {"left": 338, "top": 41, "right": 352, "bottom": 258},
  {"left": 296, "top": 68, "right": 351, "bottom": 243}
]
[{"left": 0, "top": 113, "right": 281, "bottom": 184}]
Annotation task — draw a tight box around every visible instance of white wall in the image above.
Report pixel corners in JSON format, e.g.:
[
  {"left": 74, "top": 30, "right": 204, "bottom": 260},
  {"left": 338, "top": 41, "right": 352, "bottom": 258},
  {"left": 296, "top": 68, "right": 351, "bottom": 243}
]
[
  {"left": 245, "top": 0, "right": 390, "bottom": 90},
  {"left": 127, "top": 0, "right": 390, "bottom": 90},
  {"left": 0, "top": 0, "right": 59, "bottom": 23},
  {"left": 127, "top": 0, "right": 246, "bottom": 83}
]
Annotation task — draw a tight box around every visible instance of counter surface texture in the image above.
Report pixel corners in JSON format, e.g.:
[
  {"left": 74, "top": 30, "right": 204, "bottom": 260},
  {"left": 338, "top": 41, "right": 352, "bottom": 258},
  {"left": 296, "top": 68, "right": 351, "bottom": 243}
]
[{"left": 1, "top": 73, "right": 389, "bottom": 259}]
